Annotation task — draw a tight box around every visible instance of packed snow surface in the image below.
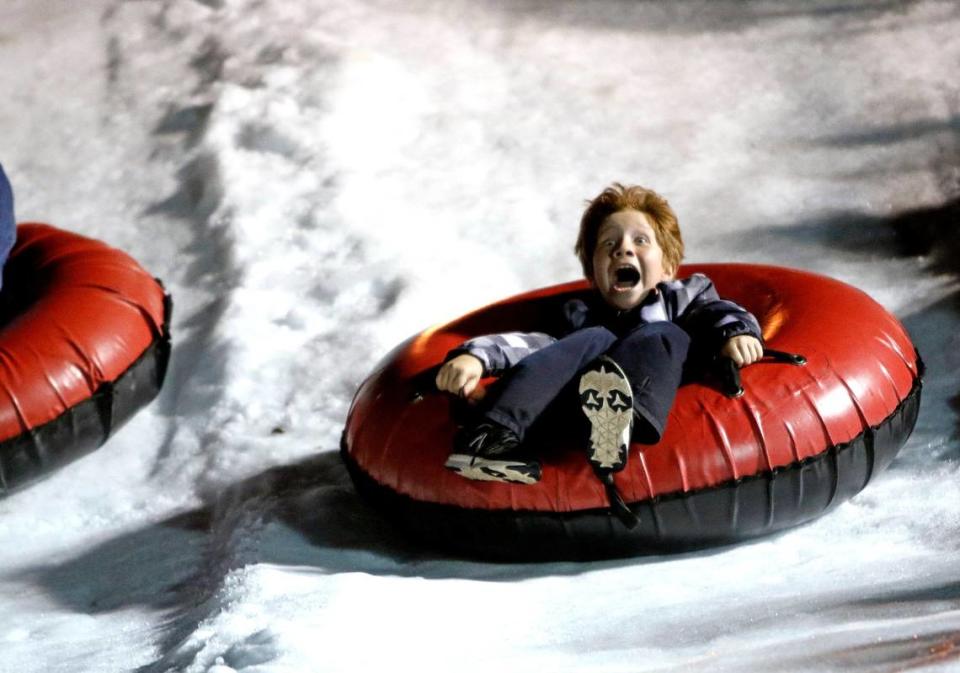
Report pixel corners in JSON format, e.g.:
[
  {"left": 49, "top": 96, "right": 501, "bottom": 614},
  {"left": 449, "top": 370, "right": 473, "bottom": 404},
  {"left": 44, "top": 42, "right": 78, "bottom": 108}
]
[{"left": 2, "top": 0, "right": 960, "bottom": 671}]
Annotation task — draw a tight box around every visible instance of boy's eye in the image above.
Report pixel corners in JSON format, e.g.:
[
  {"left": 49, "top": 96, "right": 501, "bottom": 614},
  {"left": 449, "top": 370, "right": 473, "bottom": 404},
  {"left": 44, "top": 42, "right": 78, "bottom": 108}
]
[{"left": 635, "top": 236, "right": 649, "bottom": 245}]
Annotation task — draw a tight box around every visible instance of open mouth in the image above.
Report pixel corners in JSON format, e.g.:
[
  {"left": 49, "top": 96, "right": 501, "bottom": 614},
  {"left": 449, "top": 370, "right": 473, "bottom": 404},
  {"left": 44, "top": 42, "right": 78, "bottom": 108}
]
[{"left": 612, "top": 265, "right": 641, "bottom": 290}]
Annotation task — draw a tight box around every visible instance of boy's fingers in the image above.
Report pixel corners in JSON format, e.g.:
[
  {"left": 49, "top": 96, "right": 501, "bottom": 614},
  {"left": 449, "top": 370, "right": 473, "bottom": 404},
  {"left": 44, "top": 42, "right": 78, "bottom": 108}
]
[
  {"left": 437, "top": 363, "right": 459, "bottom": 393},
  {"left": 739, "top": 339, "right": 762, "bottom": 366},
  {"left": 725, "top": 341, "right": 742, "bottom": 366},
  {"left": 436, "top": 364, "right": 454, "bottom": 392},
  {"left": 435, "top": 363, "right": 478, "bottom": 396},
  {"left": 725, "top": 336, "right": 764, "bottom": 367},
  {"left": 453, "top": 371, "right": 470, "bottom": 394},
  {"left": 460, "top": 377, "right": 478, "bottom": 398}
]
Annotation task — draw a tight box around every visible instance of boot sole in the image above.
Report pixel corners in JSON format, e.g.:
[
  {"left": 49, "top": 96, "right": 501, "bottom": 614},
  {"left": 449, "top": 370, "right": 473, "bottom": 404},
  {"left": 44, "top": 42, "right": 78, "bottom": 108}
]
[
  {"left": 579, "top": 355, "right": 633, "bottom": 472},
  {"left": 445, "top": 453, "right": 541, "bottom": 484}
]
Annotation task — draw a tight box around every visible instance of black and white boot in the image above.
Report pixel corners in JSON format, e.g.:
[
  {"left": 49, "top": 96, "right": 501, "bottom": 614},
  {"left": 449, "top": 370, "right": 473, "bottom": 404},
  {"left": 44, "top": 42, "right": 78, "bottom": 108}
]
[
  {"left": 578, "top": 355, "right": 634, "bottom": 473},
  {"left": 579, "top": 355, "right": 640, "bottom": 528},
  {"left": 445, "top": 421, "right": 542, "bottom": 484}
]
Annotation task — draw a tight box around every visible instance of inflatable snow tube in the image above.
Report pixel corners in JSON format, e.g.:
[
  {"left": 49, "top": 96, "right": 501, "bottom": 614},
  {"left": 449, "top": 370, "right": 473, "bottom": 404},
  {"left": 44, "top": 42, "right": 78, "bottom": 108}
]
[
  {"left": 0, "top": 224, "right": 171, "bottom": 495},
  {"left": 342, "top": 264, "right": 922, "bottom": 561}
]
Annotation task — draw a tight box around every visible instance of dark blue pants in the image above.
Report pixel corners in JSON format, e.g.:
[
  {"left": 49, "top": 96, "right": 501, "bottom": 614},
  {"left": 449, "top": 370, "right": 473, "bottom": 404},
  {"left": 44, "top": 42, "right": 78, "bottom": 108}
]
[
  {"left": 482, "top": 321, "right": 690, "bottom": 444},
  {"left": 0, "top": 163, "right": 15, "bottom": 290}
]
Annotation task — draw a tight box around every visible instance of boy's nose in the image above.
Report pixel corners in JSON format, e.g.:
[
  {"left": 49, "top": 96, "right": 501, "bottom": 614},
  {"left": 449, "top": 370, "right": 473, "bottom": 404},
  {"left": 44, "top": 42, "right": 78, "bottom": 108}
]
[{"left": 614, "top": 239, "right": 636, "bottom": 257}]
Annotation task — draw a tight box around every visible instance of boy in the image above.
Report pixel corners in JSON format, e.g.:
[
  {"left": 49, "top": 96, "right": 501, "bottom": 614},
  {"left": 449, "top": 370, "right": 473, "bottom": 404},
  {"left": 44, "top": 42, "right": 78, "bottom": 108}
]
[
  {"left": 0, "top": 163, "right": 15, "bottom": 288},
  {"left": 436, "top": 184, "right": 763, "bottom": 501}
]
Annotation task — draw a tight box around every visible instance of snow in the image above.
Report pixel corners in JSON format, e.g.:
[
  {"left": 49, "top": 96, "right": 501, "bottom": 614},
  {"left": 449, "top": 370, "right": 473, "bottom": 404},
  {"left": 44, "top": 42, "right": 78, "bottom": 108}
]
[{"left": 2, "top": 0, "right": 960, "bottom": 671}]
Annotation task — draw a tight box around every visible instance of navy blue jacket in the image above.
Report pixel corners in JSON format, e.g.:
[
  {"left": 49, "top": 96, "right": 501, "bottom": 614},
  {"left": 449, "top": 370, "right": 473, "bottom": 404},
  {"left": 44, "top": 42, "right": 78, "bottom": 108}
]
[{"left": 449, "top": 274, "right": 762, "bottom": 376}]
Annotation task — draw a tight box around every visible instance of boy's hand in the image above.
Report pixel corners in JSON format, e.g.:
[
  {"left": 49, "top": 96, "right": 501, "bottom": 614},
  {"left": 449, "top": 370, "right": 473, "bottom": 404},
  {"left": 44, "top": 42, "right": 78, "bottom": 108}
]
[
  {"left": 721, "top": 335, "right": 763, "bottom": 368},
  {"left": 436, "top": 354, "right": 485, "bottom": 400}
]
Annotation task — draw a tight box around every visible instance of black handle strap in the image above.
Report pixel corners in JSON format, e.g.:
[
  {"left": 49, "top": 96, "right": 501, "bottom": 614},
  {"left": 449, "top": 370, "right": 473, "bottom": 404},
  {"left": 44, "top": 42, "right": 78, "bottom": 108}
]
[
  {"left": 717, "top": 357, "right": 744, "bottom": 398},
  {"left": 717, "top": 348, "right": 806, "bottom": 398},
  {"left": 599, "top": 471, "right": 640, "bottom": 529},
  {"left": 763, "top": 349, "right": 807, "bottom": 365}
]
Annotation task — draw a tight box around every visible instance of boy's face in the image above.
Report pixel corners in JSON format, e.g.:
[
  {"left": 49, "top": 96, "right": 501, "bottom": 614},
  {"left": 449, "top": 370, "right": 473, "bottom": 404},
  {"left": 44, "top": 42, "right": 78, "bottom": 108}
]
[{"left": 591, "top": 209, "right": 675, "bottom": 311}]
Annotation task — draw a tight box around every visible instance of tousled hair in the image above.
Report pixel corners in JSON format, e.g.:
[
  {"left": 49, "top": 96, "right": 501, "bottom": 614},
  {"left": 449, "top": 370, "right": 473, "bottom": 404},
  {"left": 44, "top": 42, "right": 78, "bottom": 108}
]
[{"left": 574, "top": 183, "right": 684, "bottom": 280}]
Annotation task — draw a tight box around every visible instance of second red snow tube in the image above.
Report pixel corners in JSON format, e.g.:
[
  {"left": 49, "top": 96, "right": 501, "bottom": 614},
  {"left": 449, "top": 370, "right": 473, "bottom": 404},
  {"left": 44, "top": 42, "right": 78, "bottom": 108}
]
[
  {"left": 342, "top": 264, "right": 922, "bottom": 560},
  {"left": 0, "top": 224, "right": 171, "bottom": 494}
]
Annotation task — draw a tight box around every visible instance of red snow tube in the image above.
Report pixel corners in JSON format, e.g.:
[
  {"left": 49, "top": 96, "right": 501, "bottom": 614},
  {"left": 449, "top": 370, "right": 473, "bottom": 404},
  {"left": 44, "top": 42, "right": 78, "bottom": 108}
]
[
  {"left": 342, "top": 264, "right": 922, "bottom": 561},
  {"left": 0, "top": 224, "right": 171, "bottom": 494}
]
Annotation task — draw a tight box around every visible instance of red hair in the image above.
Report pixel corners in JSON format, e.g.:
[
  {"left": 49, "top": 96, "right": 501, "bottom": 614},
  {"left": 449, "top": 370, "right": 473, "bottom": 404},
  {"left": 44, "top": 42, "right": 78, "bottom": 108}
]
[{"left": 574, "top": 183, "right": 684, "bottom": 279}]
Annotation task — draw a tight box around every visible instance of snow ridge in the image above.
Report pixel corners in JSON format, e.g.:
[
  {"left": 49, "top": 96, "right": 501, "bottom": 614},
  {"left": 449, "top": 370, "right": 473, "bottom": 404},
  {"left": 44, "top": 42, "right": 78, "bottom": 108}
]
[{"left": 97, "top": 2, "right": 419, "bottom": 669}]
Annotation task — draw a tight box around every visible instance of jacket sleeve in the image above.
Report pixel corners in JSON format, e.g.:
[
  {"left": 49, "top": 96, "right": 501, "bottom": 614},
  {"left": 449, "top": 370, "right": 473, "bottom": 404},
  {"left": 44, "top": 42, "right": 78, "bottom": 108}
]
[
  {"left": 445, "top": 331, "right": 557, "bottom": 376},
  {"left": 674, "top": 274, "right": 762, "bottom": 349}
]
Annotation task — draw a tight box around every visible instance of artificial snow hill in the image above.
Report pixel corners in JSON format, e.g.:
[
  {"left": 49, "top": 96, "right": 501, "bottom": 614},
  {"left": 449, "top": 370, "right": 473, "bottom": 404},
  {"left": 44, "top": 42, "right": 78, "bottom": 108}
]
[{"left": 1, "top": 1, "right": 959, "bottom": 672}]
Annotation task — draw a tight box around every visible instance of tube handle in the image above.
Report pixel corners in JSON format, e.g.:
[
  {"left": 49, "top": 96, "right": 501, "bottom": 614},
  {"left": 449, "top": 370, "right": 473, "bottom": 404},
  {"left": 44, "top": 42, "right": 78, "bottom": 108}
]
[{"left": 717, "top": 348, "right": 806, "bottom": 398}]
